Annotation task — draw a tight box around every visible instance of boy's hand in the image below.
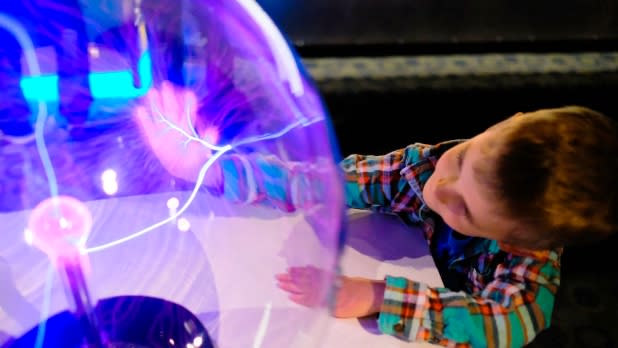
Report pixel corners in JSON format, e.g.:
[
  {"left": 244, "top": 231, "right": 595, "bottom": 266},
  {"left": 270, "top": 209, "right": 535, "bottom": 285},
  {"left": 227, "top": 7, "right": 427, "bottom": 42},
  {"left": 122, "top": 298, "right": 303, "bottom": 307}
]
[
  {"left": 275, "top": 265, "right": 386, "bottom": 318},
  {"left": 135, "top": 81, "right": 222, "bottom": 185}
]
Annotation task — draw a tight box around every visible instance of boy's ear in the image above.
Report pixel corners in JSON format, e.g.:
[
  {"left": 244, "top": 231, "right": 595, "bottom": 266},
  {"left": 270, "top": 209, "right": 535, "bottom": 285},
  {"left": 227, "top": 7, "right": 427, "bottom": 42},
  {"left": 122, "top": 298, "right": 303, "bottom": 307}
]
[{"left": 514, "top": 112, "right": 524, "bottom": 117}]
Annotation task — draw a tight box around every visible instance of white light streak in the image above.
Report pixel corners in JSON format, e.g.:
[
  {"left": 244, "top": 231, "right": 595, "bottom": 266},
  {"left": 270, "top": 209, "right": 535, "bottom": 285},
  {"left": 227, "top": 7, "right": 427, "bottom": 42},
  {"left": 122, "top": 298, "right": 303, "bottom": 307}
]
[
  {"left": 236, "top": 0, "right": 304, "bottom": 97},
  {"left": 252, "top": 302, "right": 272, "bottom": 348}
]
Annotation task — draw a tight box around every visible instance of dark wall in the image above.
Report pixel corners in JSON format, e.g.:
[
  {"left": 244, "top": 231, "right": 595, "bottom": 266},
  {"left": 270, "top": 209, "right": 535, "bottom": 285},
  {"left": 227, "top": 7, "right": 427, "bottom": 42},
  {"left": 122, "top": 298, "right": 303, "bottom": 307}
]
[
  {"left": 259, "top": 0, "right": 618, "bottom": 48},
  {"left": 325, "top": 85, "right": 616, "bottom": 156}
]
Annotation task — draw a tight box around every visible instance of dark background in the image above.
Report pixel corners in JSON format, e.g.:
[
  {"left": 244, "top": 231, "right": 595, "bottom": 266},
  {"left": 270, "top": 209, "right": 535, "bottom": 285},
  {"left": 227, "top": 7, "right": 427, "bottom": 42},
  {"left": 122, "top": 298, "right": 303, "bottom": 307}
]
[
  {"left": 258, "top": 0, "right": 618, "bottom": 47},
  {"left": 258, "top": 1, "right": 618, "bottom": 347},
  {"left": 258, "top": 0, "right": 618, "bottom": 154}
]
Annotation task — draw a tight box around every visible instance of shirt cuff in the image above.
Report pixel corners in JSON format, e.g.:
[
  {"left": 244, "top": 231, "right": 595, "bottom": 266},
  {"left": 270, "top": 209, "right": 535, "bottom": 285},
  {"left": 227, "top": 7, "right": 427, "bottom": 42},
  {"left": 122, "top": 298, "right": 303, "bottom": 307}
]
[
  {"left": 219, "top": 155, "right": 256, "bottom": 203},
  {"left": 378, "top": 276, "right": 429, "bottom": 341}
]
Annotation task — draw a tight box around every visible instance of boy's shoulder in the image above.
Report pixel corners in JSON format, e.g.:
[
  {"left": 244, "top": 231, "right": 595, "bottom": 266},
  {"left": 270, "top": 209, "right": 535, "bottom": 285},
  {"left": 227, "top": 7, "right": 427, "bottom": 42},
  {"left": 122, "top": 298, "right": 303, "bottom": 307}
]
[
  {"left": 465, "top": 237, "right": 562, "bottom": 291},
  {"left": 395, "top": 140, "right": 467, "bottom": 174}
]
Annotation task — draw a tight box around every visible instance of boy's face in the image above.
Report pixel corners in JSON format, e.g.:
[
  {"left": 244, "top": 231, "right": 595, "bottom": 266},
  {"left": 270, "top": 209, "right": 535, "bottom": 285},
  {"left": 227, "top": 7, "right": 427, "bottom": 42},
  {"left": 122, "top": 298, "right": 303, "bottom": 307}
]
[{"left": 422, "top": 115, "right": 522, "bottom": 243}]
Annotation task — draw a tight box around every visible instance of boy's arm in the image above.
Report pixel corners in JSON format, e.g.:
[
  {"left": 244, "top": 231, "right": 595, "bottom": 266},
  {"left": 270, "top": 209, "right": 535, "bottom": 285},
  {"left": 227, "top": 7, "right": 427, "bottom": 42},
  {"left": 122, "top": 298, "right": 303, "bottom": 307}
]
[
  {"left": 340, "top": 143, "right": 439, "bottom": 220},
  {"left": 379, "top": 251, "right": 561, "bottom": 348},
  {"left": 213, "top": 142, "right": 441, "bottom": 213},
  {"left": 213, "top": 153, "right": 333, "bottom": 212}
]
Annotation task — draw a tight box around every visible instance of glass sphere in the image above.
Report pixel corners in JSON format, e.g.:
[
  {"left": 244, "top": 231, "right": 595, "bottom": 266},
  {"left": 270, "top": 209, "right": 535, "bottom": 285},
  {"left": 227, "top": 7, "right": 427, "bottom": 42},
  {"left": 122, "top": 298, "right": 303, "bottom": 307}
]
[{"left": 0, "top": 1, "right": 344, "bottom": 347}]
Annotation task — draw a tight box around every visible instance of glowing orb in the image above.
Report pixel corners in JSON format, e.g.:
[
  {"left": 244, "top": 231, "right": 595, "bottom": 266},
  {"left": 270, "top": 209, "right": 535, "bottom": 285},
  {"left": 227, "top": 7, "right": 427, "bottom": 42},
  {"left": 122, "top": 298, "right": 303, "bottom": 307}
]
[
  {"left": 0, "top": 1, "right": 344, "bottom": 347},
  {"left": 27, "top": 196, "right": 92, "bottom": 265}
]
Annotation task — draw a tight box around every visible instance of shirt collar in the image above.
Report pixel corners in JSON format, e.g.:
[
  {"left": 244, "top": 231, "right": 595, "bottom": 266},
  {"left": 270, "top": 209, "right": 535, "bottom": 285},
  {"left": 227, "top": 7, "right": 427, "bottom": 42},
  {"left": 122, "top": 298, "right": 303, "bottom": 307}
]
[{"left": 401, "top": 155, "right": 438, "bottom": 220}]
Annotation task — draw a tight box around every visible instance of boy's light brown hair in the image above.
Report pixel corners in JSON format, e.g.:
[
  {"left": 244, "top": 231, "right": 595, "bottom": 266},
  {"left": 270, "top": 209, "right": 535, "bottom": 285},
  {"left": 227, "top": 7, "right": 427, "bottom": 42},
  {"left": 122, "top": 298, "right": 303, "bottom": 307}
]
[{"left": 487, "top": 106, "right": 617, "bottom": 249}]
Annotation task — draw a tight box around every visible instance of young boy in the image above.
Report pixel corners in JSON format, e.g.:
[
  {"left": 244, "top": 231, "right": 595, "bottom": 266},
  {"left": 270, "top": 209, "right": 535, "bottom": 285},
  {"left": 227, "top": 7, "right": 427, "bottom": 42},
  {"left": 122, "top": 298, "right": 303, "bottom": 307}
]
[
  {"left": 137, "top": 85, "right": 618, "bottom": 347},
  {"left": 276, "top": 105, "right": 618, "bottom": 347}
]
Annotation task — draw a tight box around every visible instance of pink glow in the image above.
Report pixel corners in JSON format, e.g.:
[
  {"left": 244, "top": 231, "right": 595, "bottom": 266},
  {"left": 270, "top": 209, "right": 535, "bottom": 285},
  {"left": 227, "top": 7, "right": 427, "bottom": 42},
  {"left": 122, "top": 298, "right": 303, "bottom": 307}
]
[
  {"left": 135, "top": 81, "right": 222, "bottom": 183},
  {"left": 27, "top": 196, "right": 93, "bottom": 266}
]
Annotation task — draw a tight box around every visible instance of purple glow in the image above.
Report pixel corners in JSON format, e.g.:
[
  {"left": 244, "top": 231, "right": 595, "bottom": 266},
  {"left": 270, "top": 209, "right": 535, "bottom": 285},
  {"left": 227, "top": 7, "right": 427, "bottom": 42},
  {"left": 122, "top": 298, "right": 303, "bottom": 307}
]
[{"left": 0, "top": 1, "right": 344, "bottom": 347}]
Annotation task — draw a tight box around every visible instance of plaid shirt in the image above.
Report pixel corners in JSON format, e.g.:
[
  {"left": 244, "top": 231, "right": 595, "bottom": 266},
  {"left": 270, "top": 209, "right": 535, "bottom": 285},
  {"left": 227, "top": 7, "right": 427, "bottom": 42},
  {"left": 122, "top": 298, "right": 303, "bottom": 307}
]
[
  {"left": 341, "top": 141, "right": 561, "bottom": 348},
  {"left": 217, "top": 141, "right": 561, "bottom": 347}
]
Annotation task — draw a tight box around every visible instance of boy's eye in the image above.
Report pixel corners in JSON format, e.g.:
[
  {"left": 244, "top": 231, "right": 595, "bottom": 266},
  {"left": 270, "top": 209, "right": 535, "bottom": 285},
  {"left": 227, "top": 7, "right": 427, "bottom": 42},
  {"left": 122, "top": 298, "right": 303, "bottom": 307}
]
[
  {"left": 457, "top": 149, "right": 465, "bottom": 169},
  {"left": 460, "top": 199, "right": 475, "bottom": 225},
  {"left": 446, "top": 199, "right": 468, "bottom": 218},
  {"left": 462, "top": 203, "right": 470, "bottom": 218},
  {"left": 456, "top": 142, "right": 470, "bottom": 171}
]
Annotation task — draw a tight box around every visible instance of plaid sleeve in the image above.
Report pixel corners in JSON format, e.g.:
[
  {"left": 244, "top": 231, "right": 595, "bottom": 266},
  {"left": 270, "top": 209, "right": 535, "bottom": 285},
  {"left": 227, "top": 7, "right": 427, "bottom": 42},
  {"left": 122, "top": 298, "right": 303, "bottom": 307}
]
[
  {"left": 340, "top": 143, "right": 434, "bottom": 217},
  {"left": 379, "top": 251, "right": 561, "bottom": 348},
  {"left": 217, "top": 154, "right": 330, "bottom": 212}
]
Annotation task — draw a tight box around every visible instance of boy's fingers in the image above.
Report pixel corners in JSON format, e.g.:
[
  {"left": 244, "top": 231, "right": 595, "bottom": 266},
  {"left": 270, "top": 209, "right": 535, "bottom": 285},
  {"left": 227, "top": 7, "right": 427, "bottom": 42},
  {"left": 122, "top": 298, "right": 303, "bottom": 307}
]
[
  {"left": 184, "top": 90, "right": 198, "bottom": 119},
  {"left": 135, "top": 106, "right": 158, "bottom": 142},
  {"left": 288, "top": 294, "right": 310, "bottom": 306},
  {"left": 276, "top": 280, "right": 303, "bottom": 295},
  {"left": 289, "top": 266, "right": 313, "bottom": 283},
  {"left": 275, "top": 273, "right": 291, "bottom": 282},
  {"left": 160, "top": 81, "right": 175, "bottom": 116},
  {"left": 146, "top": 88, "right": 161, "bottom": 113}
]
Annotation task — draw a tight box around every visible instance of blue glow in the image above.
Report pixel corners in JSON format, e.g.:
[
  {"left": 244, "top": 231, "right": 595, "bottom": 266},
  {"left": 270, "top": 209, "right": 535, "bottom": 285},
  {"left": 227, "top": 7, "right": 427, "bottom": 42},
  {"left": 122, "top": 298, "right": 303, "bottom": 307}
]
[
  {"left": 34, "top": 264, "right": 55, "bottom": 348},
  {"left": 21, "top": 52, "right": 153, "bottom": 102},
  {"left": 0, "top": 13, "right": 58, "bottom": 199}
]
